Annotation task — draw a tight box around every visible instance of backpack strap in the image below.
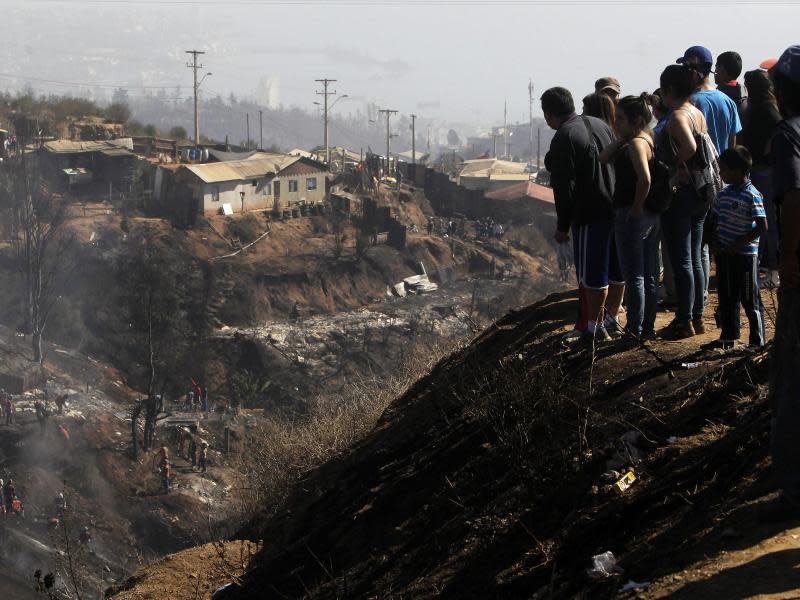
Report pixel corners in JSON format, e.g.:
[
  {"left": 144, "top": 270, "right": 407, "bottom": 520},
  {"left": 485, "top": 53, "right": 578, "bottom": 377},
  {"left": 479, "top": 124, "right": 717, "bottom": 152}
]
[
  {"left": 581, "top": 116, "right": 598, "bottom": 153},
  {"left": 679, "top": 107, "right": 698, "bottom": 133},
  {"left": 632, "top": 135, "right": 655, "bottom": 160}
]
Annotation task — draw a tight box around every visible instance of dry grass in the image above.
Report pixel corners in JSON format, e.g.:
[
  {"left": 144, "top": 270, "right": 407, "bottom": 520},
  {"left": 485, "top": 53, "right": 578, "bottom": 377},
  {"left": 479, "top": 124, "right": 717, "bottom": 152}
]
[{"left": 236, "top": 338, "right": 466, "bottom": 515}]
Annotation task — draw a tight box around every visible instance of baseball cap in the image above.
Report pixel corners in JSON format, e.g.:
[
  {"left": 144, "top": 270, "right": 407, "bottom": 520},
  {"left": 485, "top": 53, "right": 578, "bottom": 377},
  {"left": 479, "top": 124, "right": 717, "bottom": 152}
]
[
  {"left": 677, "top": 46, "right": 713, "bottom": 66},
  {"left": 759, "top": 58, "right": 778, "bottom": 71},
  {"left": 773, "top": 45, "right": 800, "bottom": 83},
  {"left": 595, "top": 77, "right": 621, "bottom": 95}
]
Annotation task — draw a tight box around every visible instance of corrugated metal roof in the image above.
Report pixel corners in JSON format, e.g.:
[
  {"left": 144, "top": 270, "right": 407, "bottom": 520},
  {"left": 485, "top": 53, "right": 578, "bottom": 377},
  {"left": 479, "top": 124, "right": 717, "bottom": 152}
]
[
  {"left": 459, "top": 159, "right": 528, "bottom": 177},
  {"left": 185, "top": 156, "right": 298, "bottom": 184},
  {"left": 43, "top": 138, "right": 134, "bottom": 154},
  {"left": 484, "top": 180, "right": 555, "bottom": 203}
]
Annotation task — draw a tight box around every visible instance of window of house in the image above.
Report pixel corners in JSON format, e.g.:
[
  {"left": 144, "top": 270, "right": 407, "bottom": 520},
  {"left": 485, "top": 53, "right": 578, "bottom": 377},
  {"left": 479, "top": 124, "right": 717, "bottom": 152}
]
[
  {"left": 306, "top": 177, "right": 318, "bottom": 191},
  {"left": 252, "top": 180, "right": 258, "bottom": 187},
  {"left": 263, "top": 182, "right": 272, "bottom": 196},
  {"left": 288, "top": 180, "right": 298, "bottom": 193},
  {"left": 212, "top": 186, "right": 220, "bottom": 202}
]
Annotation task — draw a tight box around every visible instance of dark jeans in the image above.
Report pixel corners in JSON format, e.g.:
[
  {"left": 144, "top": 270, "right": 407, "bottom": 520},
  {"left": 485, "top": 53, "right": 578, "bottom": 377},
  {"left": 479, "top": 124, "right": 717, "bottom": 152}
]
[
  {"left": 752, "top": 167, "right": 779, "bottom": 270},
  {"left": 715, "top": 253, "right": 765, "bottom": 346},
  {"left": 660, "top": 186, "right": 707, "bottom": 322},
  {"left": 770, "top": 288, "right": 800, "bottom": 506},
  {"left": 615, "top": 207, "right": 661, "bottom": 336}
]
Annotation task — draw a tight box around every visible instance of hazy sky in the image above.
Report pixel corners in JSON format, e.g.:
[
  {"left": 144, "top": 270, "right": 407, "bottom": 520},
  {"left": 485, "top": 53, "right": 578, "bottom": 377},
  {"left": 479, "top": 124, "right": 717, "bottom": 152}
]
[{"left": 1, "top": 0, "right": 799, "bottom": 128}]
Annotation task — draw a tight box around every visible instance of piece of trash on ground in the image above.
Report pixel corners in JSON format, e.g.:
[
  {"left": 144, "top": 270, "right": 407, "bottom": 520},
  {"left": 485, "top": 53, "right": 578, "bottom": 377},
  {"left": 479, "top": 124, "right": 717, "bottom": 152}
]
[
  {"left": 615, "top": 471, "right": 637, "bottom": 493},
  {"left": 681, "top": 362, "right": 702, "bottom": 369},
  {"left": 587, "top": 551, "right": 623, "bottom": 579},
  {"left": 667, "top": 436, "right": 679, "bottom": 444},
  {"left": 619, "top": 580, "right": 651, "bottom": 592}
]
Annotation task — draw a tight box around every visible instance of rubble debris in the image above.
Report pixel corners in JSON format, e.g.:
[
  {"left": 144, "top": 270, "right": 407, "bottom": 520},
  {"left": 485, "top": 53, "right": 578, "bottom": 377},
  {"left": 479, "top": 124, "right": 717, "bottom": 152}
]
[
  {"left": 587, "top": 551, "right": 623, "bottom": 579},
  {"left": 619, "top": 580, "right": 651, "bottom": 592},
  {"left": 614, "top": 471, "right": 637, "bottom": 493}
]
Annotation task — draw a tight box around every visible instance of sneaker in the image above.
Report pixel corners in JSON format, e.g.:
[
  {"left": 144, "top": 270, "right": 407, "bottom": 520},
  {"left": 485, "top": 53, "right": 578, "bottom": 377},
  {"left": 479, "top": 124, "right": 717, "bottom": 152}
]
[
  {"left": 692, "top": 318, "right": 706, "bottom": 335},
  {"left": 661, "top": 319, "right": 695, "bottom": 340},
  {"left": 577, "top": 327, "right": 611, "bottom": 347},
  {"left": 757, "top": 494, "right": 800, "bottom": 523},
  {"left": 603, "top": 317, "right": 624, "bottom": 337}
]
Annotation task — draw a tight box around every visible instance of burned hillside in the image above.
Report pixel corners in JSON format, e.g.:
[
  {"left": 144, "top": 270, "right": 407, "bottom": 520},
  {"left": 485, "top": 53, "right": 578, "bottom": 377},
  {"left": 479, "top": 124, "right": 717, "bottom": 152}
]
[{"left": 170, "top": 289, "right": 786, "bottom": 600}]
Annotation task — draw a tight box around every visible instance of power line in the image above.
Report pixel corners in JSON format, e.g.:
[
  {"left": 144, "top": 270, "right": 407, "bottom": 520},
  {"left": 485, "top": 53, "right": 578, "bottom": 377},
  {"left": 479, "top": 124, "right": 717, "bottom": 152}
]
[
  {"left": 21, "top": 0, "right": 800, "bottom": 4},
  {"left": 0, "top": 72, "right": 182, "bottom": 89}
]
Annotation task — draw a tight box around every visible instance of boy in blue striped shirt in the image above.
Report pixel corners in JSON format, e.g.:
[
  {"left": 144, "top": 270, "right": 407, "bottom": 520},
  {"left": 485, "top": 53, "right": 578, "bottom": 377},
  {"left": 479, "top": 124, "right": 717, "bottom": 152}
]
[{"left": 712, "top": 146, "right": 768, "bottom": 349}]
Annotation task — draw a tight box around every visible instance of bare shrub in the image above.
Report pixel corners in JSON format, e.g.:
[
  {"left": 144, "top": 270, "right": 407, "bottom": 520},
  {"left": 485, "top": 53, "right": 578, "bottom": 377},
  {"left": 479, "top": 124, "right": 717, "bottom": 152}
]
[
  {"left": 236, "top": 339, "right": 462, "bottom": 514},
  {"left": 465, "top": 360, "right": 580, "bottom": 483}
]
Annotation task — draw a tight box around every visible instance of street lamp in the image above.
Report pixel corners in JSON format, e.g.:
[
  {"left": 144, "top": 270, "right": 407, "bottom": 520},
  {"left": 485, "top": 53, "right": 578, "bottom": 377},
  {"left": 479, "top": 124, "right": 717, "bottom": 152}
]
[{"left": 324, "top": 94, "right": 349, "bottom": 168}]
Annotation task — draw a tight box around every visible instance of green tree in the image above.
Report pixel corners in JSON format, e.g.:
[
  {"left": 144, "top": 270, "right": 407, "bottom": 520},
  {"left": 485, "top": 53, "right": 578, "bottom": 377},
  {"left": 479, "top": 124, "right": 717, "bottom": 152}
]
[
  {"left": 168, "top": 125, "right": 187, "bottom": 141},
  {"left": 105, "top": 102, "right": 131, "bottom": 123}
]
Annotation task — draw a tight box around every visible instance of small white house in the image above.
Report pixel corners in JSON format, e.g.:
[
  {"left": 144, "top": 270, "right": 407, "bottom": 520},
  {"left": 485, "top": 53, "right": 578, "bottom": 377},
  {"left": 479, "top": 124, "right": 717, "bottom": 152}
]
[{"left": 182, "top": 154, "right": 329, "bottom": 214}]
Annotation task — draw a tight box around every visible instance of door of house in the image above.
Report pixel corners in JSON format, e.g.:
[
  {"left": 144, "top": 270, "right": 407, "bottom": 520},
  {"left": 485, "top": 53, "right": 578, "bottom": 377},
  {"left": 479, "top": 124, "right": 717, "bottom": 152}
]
[{"left": 274, "top": 180, "right": 281, "bottom": 201}]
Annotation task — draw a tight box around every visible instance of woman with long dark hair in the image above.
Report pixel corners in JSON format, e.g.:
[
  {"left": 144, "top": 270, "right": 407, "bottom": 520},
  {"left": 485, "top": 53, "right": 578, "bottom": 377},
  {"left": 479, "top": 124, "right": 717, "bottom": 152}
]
[
  {"left": 742, "top": 68, "right": 782, "bottom": 287},
  {"left": 600, "top": 94, "right": 661, "bottom": 337},
  {"left": 657, "top": 64, "right": 717, "bottom": 339},
  {"left": 582, "top": 92, "right": 624, "bottom": 334}
]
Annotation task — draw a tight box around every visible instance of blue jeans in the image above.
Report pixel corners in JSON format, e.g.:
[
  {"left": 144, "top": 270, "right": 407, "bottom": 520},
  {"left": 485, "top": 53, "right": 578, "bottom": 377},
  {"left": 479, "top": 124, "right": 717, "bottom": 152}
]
[
  {"left": 770, "top": 288, "right": 800, "bottom": 506},
  {"left": 752, "top": 167, "right": 779, "bottom": 270},
  {"left": 660, "top": 186, "right": 707, "bottom": 322},
  {"left": 615, "top": 208, "right": 661, "bottom": 336}
]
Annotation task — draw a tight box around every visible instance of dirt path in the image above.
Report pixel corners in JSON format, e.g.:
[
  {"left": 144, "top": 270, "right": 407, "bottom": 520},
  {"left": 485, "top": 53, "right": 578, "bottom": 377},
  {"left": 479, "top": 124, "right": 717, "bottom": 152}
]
[{"left": 644, "top": 519, "right": 800, "bottom": 599}]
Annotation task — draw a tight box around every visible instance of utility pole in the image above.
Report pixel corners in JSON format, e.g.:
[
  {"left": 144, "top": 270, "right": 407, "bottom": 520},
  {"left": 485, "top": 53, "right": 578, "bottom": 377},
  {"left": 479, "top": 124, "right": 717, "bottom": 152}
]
[
  {"left": 410, "top": 114, "right": 417, "bottom": 164},
  {"left": 185, "top": 50, "right": 205, "bottom": 146},
  {"left": 536, "top": 128, "right": 542, "bottom": 170},
  {"left": 379, "top": 108, "right": 398, "bottom": 175},
  {"left": 503, "top": 100, "right": 508, "bottom": 160},
  {"left": 246, "top": 113, "right": 250, "bottom": 149},
  {"left": 259, "top": 110, "right": 263, "bottom": 151},
  {"left": 426, "top": 125, "right": 431, "bottom": 151},
  {"left": 315, "top": 78, "right": 337, "bottom": 165},
  {"left": 528, "top": 79, "right": 534, "bottom": 164},
  {"left": 491, "top": 133, "right": 498, "bottom": 158}
]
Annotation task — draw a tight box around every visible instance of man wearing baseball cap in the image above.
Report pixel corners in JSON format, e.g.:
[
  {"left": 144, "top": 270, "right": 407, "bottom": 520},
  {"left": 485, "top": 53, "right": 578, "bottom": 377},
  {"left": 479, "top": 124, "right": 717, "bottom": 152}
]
[
  {"left": 677, "top": 45, "right": 742, "bottom": 155},
  {"left": 595, "top": 77, "right": 621, "bottom": 103},
  {"left": 765, "top": 44, "right": 800, "bottom": 522}
]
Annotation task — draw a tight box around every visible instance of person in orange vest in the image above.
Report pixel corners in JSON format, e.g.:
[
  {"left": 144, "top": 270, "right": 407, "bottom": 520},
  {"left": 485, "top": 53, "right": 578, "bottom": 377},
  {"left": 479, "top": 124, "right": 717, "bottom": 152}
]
[{"left": 154, "top": 447, "right": 172, "bottom": 493}]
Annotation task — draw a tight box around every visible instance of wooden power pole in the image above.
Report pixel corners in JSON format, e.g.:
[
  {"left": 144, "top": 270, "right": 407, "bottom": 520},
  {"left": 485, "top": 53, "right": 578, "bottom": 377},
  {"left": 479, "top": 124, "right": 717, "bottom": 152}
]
[
  {"left": 410, "top": 114, "right": 417, "bottom": 165},
  {"left": 185, "top": 50, "right": 205, "bottom": 146},
  {"left": 315, "top": 78, "right": 337, "bottom": 165},
  {"left": 379, "top": 108, "right": 398, "bottom": 175}
]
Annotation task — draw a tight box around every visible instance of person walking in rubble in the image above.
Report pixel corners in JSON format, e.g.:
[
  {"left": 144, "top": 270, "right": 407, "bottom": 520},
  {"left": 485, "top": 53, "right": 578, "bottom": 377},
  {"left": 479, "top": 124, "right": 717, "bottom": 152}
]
[
  {"left": 155, "top": 447, "right": 172, "bottom": 493},
  {"left": 54, "top": 492, "right": 67, "bottom": 518},
  {"left": 4, "top": 478, "right": 15, "bottom": 513},
  {"left": 189, "top": 436, "right": 197, "bottom": 468},
  {"left": 198, "top": 442, "right": 208, "bottom": 473},
  {"left": 5, "top": 395, "right": 14, "bottom": 425}
]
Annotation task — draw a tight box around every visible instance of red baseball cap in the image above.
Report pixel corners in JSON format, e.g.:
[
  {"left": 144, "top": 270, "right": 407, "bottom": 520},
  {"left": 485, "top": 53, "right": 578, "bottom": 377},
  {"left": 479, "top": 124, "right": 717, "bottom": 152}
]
[{"left": 760, "top": 58, "right": 779, "bottom": 71}]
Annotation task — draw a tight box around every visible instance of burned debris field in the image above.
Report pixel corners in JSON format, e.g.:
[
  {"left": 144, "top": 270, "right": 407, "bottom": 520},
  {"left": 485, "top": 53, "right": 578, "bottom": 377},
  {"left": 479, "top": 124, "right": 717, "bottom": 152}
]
[{"left": 3, "top": 3, "right": 800, "bottom": 599}]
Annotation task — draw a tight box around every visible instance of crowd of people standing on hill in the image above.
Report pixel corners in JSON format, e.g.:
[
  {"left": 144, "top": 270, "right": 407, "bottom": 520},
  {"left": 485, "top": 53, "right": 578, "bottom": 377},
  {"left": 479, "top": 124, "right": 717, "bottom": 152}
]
[{"left": 544, "top": 44, "right": 800, "bottom": 521}]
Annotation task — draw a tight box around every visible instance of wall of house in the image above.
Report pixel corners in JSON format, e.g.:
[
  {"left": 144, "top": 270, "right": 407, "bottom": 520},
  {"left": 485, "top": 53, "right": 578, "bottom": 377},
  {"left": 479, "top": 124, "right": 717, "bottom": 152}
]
[
  {"left": 275, "top": 171, "right": 326, "bottom": 207},
  {"left": 200, "top": 176, "right": 276, "bottom": 214}
]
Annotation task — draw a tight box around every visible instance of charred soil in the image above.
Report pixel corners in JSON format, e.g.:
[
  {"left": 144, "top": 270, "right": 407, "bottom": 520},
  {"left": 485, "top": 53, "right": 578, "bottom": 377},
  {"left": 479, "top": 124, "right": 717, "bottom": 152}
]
[{"left": 192, "top": 289, "right": 792, "bottom": 599}]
